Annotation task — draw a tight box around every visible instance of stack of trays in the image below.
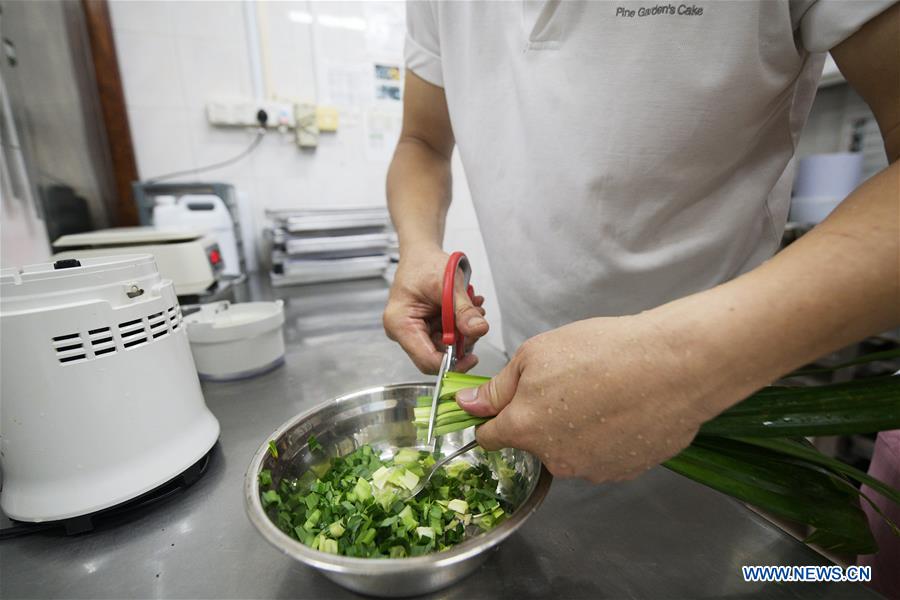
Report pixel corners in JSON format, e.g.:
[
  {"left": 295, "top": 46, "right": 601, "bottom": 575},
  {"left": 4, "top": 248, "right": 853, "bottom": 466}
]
[{"left": 266, "top": 208, "right": 392, "bottom": 286}]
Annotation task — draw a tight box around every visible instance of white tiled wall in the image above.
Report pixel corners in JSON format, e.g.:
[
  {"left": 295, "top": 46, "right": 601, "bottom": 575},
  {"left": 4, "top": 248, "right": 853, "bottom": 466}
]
[{"left": 109, "top": 0, "right": 505, "bottom": 352}]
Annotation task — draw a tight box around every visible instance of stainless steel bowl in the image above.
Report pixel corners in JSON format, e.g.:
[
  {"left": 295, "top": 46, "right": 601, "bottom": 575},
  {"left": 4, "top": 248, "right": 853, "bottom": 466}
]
[{"left": 244, "top": 383, "right": 552, "bottom": 597}]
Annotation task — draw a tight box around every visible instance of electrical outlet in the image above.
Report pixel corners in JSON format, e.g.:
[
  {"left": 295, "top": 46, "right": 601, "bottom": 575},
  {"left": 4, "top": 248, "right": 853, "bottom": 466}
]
[
  {"left": 206, "top": 99, "right": 296, "bottom": 128},
  {"left": 264, "top": 101, "right": 296, "bottom": 128},
  {"left": 206, "top": 100, "right": 244, "bottom": 126}
]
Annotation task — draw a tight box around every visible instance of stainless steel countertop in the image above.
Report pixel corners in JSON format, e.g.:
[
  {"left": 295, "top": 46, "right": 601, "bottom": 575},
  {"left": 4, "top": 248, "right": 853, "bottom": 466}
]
[{"left": 0, "top": 277, "right": 876, "bottom": 599}]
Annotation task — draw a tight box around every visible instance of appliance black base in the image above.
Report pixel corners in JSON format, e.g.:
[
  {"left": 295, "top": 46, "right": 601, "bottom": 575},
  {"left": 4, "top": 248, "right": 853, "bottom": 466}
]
[{"left": 0, "top": 444, "right": 216, "bottom": 539}]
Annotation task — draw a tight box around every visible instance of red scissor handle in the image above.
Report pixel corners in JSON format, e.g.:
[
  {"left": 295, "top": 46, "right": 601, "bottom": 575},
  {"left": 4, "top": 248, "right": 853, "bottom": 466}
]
[{"left": 441, "top": 251, "right": 475, "bottom": 362}]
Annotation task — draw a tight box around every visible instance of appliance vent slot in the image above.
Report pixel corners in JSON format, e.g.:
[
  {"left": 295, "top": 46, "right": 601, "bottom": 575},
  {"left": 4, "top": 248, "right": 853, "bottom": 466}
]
[
  {"left": 167, "top": 305, "right": 182, "bottom": 331},
  {"left": 123, "top": 336, "right": 148, "bottom": 349},
  {"left": 53, "top": 333, "right": 80, "bottom": 342},
  {"left": 88, "top": 326, "right": 117, "bottom": 357},
  {"left": 59, "top": 354, "right": 87, "bottom": 363},
  {"left": 53, "top": 332, "right": 86, "bottom": 364},
  {"left": 119, "top": 320, "right": 146, "bottom": 339},
  {"left": 52, "top": 306, "right": 181, "bottom": 363},
  {"left": 118, "top": 313, "right": 148, "bottom": 347}
]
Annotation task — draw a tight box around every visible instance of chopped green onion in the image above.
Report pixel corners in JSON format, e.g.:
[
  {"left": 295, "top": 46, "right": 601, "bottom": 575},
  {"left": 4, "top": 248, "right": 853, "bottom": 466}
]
[
  {"left": 320, "top": 538, "right": 338, "bottom": 554},
  {"left": 258, "top": 469, "right": 273, "bottom": 487},
  {"left": 258, "top": 442, "right": 514, "bottom": 558},
  {"left": 353, "top": 477, "right": 372, "bottom": 501},
  {"left": 328, "top": 521, "right": 345, "bottom": 538}
]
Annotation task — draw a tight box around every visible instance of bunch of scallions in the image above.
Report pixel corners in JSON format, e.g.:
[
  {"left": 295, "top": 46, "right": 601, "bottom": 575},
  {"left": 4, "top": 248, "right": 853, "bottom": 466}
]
[{"left": 414, "top": 350, "right": 900, "bottom": 554}]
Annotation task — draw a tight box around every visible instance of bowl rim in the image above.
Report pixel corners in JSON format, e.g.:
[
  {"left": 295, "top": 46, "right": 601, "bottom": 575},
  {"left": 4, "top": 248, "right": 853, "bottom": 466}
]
[{"left": 244, "top": 381, "right": 553, "bottom": 575}]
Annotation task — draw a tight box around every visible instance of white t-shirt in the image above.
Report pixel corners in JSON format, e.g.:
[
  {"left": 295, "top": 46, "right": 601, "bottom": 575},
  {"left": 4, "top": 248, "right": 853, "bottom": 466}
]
[{"left": 405, "top": 0, "right": 894, "bottom": 352}]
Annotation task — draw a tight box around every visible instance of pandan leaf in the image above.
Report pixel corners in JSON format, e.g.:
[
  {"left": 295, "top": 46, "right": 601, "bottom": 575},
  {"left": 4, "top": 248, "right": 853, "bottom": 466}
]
[
  {"left": 664, "top": 436, "right": 876, "bottom": 554},
  {"left": 699, "top": 376, "right": 900, "bottom": 437},
  {"left": 732, "top": 436, "right": 900, "bottom": 507}
]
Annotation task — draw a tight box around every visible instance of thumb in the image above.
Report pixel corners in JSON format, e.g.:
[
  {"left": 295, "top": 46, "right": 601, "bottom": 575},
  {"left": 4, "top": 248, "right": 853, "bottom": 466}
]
[
  {"left": 455, "top": 360, "right": 521, "bottom": 418},
  {"left": 454, "top": 286, "right": 489, "bottom": 339}
]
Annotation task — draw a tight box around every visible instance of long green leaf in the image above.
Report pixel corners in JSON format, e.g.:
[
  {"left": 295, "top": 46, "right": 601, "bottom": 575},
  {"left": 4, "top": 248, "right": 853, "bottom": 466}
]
[
  {"left": 700, "top": 376, "right": 900, "bottom": 437},
  {"left": 732, "top": 436, "right": 900, "bottom": 507},
  {"left": 665, "top": 437, "right": 876, "bottom": 554}
]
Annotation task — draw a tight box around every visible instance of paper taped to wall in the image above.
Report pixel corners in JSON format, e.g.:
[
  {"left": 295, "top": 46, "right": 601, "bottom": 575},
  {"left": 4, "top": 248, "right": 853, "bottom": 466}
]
[{"left": 364, "top": 108, "right": 402, "bottom": 162}]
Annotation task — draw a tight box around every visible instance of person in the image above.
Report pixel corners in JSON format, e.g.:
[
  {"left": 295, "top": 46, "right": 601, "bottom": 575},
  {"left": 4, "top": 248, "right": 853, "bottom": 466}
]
[{"left": 383, "top": 1, "right": 899, "bottom": 594}]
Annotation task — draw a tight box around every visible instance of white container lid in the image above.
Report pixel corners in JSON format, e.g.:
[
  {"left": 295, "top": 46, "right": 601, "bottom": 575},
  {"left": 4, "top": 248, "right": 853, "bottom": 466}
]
[
  {"left": 54, "top": 227, "right": 204, "bottom": 248},
  {"left": 0, "top": 254, "right": 162, "bottom": 314},
  {"left": 185, "top": 300, "right": 285, "bottom": 344}
]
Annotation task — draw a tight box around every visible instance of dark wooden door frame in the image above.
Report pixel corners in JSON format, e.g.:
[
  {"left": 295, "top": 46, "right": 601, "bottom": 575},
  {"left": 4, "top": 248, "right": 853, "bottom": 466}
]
[{"left": 81, "top": 0, "right": 139, "bottom": 226}]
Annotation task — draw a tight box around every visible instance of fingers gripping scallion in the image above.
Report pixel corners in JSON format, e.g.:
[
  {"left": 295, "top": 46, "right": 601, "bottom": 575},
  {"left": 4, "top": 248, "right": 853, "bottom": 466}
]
[
  {"left": 418, "top": 366, "right": 900, "bottom": 555},
  {"left": 414, "top": 372, "right": 491, "bottom": 437}
]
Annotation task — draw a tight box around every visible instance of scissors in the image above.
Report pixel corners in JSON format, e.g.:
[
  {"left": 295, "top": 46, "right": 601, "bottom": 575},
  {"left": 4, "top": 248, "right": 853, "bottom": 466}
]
[{"left": 424, "top": 251, "right": 475, "bottom": 447}]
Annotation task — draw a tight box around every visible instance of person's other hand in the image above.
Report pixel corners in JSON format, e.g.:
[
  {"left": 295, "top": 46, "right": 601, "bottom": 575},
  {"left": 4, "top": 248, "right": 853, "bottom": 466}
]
[
  {"left": 455, "top": 313, "right": 737, "bottom": 481},
  {"left": 383, "top": 245, "right": 489, "bottom": 374}
]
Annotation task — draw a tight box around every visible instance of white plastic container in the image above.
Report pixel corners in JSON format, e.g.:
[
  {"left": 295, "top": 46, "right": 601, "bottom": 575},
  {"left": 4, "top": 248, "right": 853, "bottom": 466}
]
[
  {"left": 0, "top": 254, "right": 220, "bottom": 522},
  {"left": 184, "top": 300, "right": 285, "bottom": 381}
]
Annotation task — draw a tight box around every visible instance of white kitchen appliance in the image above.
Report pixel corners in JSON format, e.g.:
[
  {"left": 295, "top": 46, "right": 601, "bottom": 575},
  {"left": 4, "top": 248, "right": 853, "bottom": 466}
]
[
  {"left": 52, "top": 227, "right": 223, "bottom": 296},
  {"left": 184, "top": 300, "right": 285, "bottom": 381},
  {"left": 790, "top": 152, "right": 864, "bottom": 224},
  {"left": 0, "top": 254, "right": 220, "bottom": 523},
  {"left": 153, "top": 194, "right": 241, "bottom": 276}
]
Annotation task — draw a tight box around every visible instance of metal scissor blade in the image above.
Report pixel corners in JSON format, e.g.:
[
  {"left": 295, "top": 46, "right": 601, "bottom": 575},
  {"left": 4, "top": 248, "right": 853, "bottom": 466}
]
[{"left": 425, "top": 347, "right": 454, "bottom": 447}]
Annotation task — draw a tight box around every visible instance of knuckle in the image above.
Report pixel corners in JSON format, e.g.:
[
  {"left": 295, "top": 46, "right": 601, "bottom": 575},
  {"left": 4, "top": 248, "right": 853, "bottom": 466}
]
[
  {"left": 382, "top": 303, "right": 399, "bottom": 327},
  {"left": 455, "top": 303, "right": 474, "bottom": 319},
  {"left": 484, "top": 379, "right": 500, "bottom": 409},
  {"left": 382, "top": 313, "right": 396, "bottom": 339},
  {"left": 478, "top": 416, "right": 517, "bottom": 451},
  {"left": 546, "top": 462, "right": 573, "bottom": 479},
  {"left": 415, "top": 361, "right": 437, "bottom": 375},
  {"left": 500, "top": 410, "right": 529, "bottom": 444},
  {"left": 515, "top": 337, "right": 540, "bottom": 362},
  {"left": 475, "top": 427, "right": 500, "bottom": 451}
]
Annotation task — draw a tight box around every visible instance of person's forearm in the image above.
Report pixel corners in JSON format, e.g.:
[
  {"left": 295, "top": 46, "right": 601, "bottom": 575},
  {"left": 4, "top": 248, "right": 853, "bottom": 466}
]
[
  {"left": 386, "top": 137, "right": 453, "bottom": 257},
  {"left": 653, "top": 161, "right": 900, "bottom": 416}
]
